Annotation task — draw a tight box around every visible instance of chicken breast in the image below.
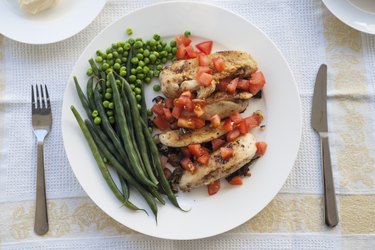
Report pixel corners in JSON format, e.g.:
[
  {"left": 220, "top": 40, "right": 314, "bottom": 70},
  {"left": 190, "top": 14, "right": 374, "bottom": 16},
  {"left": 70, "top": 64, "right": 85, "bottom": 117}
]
[
  {"left": 160, "top": 51, "right": 258, "bottom": 99},
  {"left": 179, "top": 133, "right": 257, "bottom": 191},
  {"left": 158, "top": 123, "right": 227, "bottom": 147}
]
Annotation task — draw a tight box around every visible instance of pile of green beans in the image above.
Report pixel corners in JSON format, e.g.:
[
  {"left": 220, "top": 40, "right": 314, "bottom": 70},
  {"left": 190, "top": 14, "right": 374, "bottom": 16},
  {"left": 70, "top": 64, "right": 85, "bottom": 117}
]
[{"left": 71, "top": 32, "right": 185, "bottom": 219}]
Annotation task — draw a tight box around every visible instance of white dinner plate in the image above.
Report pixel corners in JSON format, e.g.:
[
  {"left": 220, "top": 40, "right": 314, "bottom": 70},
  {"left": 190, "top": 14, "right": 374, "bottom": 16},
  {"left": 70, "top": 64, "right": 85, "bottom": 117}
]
[
  {"left": 61, "top": 2, "right": 302, "bottom": 240},
  {"left": 0, "top": 0, "right": 106, "bottom": 44},
  {"left": 323, "top": 0, "right": 375, "bottom": 34}
]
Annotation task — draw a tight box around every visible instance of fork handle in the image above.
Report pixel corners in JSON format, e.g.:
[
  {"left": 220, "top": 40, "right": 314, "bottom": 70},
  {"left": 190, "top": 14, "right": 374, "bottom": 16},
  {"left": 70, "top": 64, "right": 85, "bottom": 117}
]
[
  {"left": 34, "top": 141, "right": 49, "bottom": 235},
  {"left": 321, "top": 136, "right": 339, "bottom": 227}
]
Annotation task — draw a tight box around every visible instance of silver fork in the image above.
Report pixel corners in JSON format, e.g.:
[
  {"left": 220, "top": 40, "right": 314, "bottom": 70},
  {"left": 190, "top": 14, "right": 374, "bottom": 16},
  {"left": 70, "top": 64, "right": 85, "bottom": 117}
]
[{"left": 31, "top": 84, "right": 52, "bottom": 235}]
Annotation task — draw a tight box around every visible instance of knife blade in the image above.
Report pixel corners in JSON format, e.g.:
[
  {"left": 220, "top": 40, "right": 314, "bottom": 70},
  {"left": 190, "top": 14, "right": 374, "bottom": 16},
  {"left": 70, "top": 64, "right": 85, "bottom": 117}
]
[{"left": 311, "top": 64, "right": 338, "bottom": 227}]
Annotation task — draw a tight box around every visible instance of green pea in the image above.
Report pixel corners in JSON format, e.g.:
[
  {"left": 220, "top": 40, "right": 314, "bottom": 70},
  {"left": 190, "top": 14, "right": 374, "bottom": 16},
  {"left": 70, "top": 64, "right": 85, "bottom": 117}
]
[
  {"left": 106, "top": 110, "right": 113, "bottom": 116},
  {"left": 113, "top": 63, "right": 121, "bottom": 70},
  {"left": 126, "top": 28, "right": 133, "bottom": 35},
  {"left": 137, "top": 104, "right": 142, "bottom": 110},
  {"left": 135, "top": 79, "right": 142, "bottom": 86},
  {"left": 160, "top": 51, "right": 168, "bottom": 58},
  {"left": 130, "top": 84, "right": 135, "bottom": 90},
  {"left": 153, "top": 51, "right": 160, "bottom": 58},
  {"left": 148, "top": 70, "right": 154, "bottom": 77},
  {"left": 147, "top": 109, "right": 152, "bottom": 116},
  {"left": 138, "top": 48, "right": 144, "bottom": 54},
  {"left": 161, "top": 58, "right": 167, "bottom": 63},
  {"left": 184, "top": 31, "right": 191, "bottom": 37},
  {"left": 96, "top": 50, "right": 103, "bottom": 56},
  {"left": 94, "top": 116, "right": 101, "bottom": 125},
  {"left": 113, "top": 51, "right": 119, "bottom": 58},
  {"left": 164, "top": 45, "right": 172, "bottom": 53},
  {"left": 120, "top": 70, "right": 127, "bottom": 77},
  {"left": 143, "top": 66, "right": 150, "bottom": 74},
  {"left": 153, "top": 84, "right": 161, "bottom": 91},
  {"left": 95, "top": 56, "right": 103, "bottom": 63},
  {"left": 143, "top": 49, "right": 150, "bottom": 57},
  {"left": 131, "top": 57, "right": 139, "bottom": 65},
  {"left": 107, "top": 53, "right": 113, "bottom": 60},
  {"left": 155, "top": 59, "right": 161, "bottom": 65},
  {"left": 135, "top": 66, "right": 142, "bottom": 73},
  {"left": 136, "top": 94, "right": 142, "bottom": 102},
  {"left": 105, "top": 92, "right": 112, "bottom": 100},
  {"left": 149, "top": 54, "right": 156, "bottom": 63},
  {"left": 86, "top": 68, "right": 93, "bottom": 76},
  {"left": 134, "top": 41, "right": 143, "bottom": 49},
  {"left": 123, "top": 51, "right": 129, "bottom": 57},
  {"left": 117, "top": 47, "right": 124, "bottom": 53},
  {"left": 115, "top": 79, "right": 121, "bottom": 85},
  {"left": 106, "top": 80, "right": 110, "bottom": 87},
  {"left": 103, "top": 100, "right": 110, "bottom": 108},
  {"left": 145, "top": 77, "right": 151, "bottom": 83},
  {"left": 138, "top": 61, "right": 145, "bottom": 67},
  {"left": 167, "top": 53, "right": 173, "bottom": 60},
  {"left": 156, "top": 64, "right": 163, "bottom": 70},
  {"left": 105, "top": 68, "right": 113, "bottom": 74},
  {"left": 120, "top": 66, "right": 126, "bottom": 72},
  {"left": 109, "top": 116, "right": 115, "bottom": 124},
  {"left": 136, "top": 53, "right": 144, "bottom": 60},
  {"left": 134, "top": 87, "right": 141, "bottom": 94},
  {"left": 124, "top": 43, "right": 131, "bottom": 50},
  {"left": 160, "top": 40, "right": 167, "bottom": 47},
  {"left": 106, "top": 48, "right": 113, "bottom": 54},
  {"left": 102, "top": 157, "right": 108, "bottom": 163},
  {"left": 115, "top": 58, "right": 121, "bottom": 64},
  {"left": 131, "top": 68, "right": 137, "bottom": 74},
  {"left": 135, "top": 37, "right": 143, "bottom": 42},
  {"left": 137, "top": 73, "right": 145, "bottom": 79},
  {"left": 128, "top": 38, "right": 135, "bottom": 45},
  {"left": 144, "top": 57, "right": 150, "bottom": 65},
  {"left": 106, "top": 88, "right": 112, "bottom": 93},
  {"left": 129, "top": 75, "right": 136, "bottom": 82},
  {"left": 107, "top": 60, "right": 114, "bottom": 66},
  {"left": 112, "top": 43, "right": 118, "bottom": 49},
  {"left": 172, "top": 47, "right": 177, "bottom": 53},
  {"left": 121, "top": 57, "right": 127, "bottom": 63},
  {"left": 170, "top": 40, "right": 177, "bottom": 47},
  {"left": 91, "top": 110, "right": 99, "bottom": 117},
  {"left": 148, "top": 127, "right": 153, "bottom": 133},
  {"left": 153, "top": 70, "right": 160, "bottom": 77},
  {"left": 102, "top": 53, "right": 107, "bottom": 59},
  {"left": 153, "top": 34, "right": 161, "bottom": 41},
  {"left": 108, "top": 102, "right": 114, "bottom": 109},
  {"left": 149, "top": 38, "right": 156, "bottom": 46},
  {"left": 157, "top": 44, "right": 163, "bottom": 51}
]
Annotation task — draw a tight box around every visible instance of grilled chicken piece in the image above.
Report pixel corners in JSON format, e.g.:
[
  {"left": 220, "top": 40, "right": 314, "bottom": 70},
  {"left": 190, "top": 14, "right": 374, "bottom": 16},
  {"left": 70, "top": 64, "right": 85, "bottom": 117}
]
[
  {"left": 158, "top": 123, "right": 227, "bottom": 148},
  {"left": 160, "top": 51, "right": 258, "bottom": 99},
  {"left": 179, "top": 133, "right": 257, "bottom": 191}
]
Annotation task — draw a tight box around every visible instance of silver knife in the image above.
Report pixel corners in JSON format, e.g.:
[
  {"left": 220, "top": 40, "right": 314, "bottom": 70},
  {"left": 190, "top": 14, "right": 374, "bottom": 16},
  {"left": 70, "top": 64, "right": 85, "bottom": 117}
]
[{"left": 311, "top": 64, "right": 339, "bottom": 227}]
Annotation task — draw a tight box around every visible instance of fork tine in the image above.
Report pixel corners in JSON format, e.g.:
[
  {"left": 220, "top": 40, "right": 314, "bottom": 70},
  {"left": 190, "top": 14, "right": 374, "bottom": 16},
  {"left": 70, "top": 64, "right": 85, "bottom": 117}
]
[
  {"left": 36, "top": 84, "right": 40, "bottom": 109},
  {"left": 45, "top": 85, "right": 51, "bottom": 109},
  {"left": 40, "top": 85, "right": 45, "bottom": 109},
  {"left": 31, "top": 85, "right": 35, "bottom": 110}
]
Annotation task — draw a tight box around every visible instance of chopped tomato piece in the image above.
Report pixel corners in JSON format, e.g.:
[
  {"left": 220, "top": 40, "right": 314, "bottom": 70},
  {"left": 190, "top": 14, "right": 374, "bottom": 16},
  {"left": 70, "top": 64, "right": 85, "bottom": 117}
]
[
  {"left": 249, "top": 71, "right": 266, "bottom": 95},
  {"left": 191, "top": 116, "right": 206, "bottom": 128},
  {"left": 207, "top": 180, "right": 220, "bottom": 195},
  {"left": 177, "top": 116, "right": 195, "bottom": 129},
  {"left": 256, "top": 142, "right": 268, "bottom": 156},
  {"left": 226, "top": 78, "right": 238, "bottom": 94},
  {"left": 185, "top": 45, "right": 197, "bottom": 58},
  {"left": 174, "top": 96, "right": 191, "bottom": 108},
  {"left": 181, "top": 147, "right": 192, "bottom": 158},
  {"left": 180, "top": 90, "right": 192, "bottom": 99},
  {"left": 153, "top": 115, "right": 169, "bottom": 131},
  {"left": 226, "top": 128, "right": 240, "bottom": 142},
  {"left": 165, "top": 98, "right": 174, "bottom": 109},
  {"left": 210, "top": 114, "right": 221, "bottom": 128},
  {"left": 151, "top": 103, "right": 165, "bottom": 116},
  {"left": 217, "top": 78, "right": 230, "bottom": 92},
  {"left": 238, "top": 120, "right": 249, "bottom": 134},
  {"left": 244, "top": 114, "right": 261, "bottom": 130},
  {"left": 176, "top": 35, "right": 192, "bottom": 46},
  {"left": 223, "top": 119, "right": 233, "bottom": 132},
  {"left": 192, "top": 99, "right": 206, "bottom": 117},
  {"left": 213, "top": 57, "right": 225, "bottom": 72},
  {"left": 197, "top": 153, "right": 210, "bottom": 165},
  {"left": 180, "top": 157, "right": 197, "bottom": 174},
  {"left": 176, "top": 44, "right": 186, "bottom": 60},
  {"left": 212, "top": 138, "right": 225, "bottom": 151},
  {"left": 229, "top": 112, "right": 243, "bottom": 125},
  {"left": 220, "top": 147, "right": 234, "bottom": 160},
  {"left": 229, "top": 175, "right": 243, "bottom": 185},
  {"left": 197, "top": 53, "right": 211, "bottom": 66},
  {"left": 197, "top": 72, "right": 213, "bottom": 87},
  {"left": 196, "top": 40, "right": 213, "bottom": 55},
  {"left": 184, "top": 99, "right": 194, "bottom": 112},
  {"left": 172, "top": 105, "right": 183, "bottom": 119},
  {"left": 237, "top": 79, "right": 249, "bottom": 91},
  {"left": 188, "top": 144, "right": 202, "bottom": 158},
  {"left": 197, "top": 66, "right": 212, "bottom": 75},
  {"left": 160, "top": 155, "right": 168, "bottom": 169},
  {"left": 163, "top": 107, "right": 172, "bottom": 121}
]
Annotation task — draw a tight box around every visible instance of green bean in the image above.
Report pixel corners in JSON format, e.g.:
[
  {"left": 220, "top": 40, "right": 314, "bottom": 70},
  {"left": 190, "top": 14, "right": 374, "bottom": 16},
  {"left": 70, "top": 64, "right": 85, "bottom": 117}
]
[
  {"left": 85, "top": 116, "right": 158, "bottom": 218},
  {"left": 141, "top": 119, "right": 186, "bottom": 211},
  {"left": 149, "top": 187, "right": 166, "bottom": 205},
  {"left": 126, "top": 46, "right": 134, "bottom": 82},
  {"left": 70, "top": 106, "right": 142, "bottom": 212},
  {"left": 88, "top": 58, "right": 100, "bottom": 77},
  {"left": 117, "top": 74, "right": 159, "bottom": 185},
  {"left": 73, "top": 76, "right": 91, "bottom": 117},
  {"left": 108, "top": 73, "right": 157, "bottom": 188}
]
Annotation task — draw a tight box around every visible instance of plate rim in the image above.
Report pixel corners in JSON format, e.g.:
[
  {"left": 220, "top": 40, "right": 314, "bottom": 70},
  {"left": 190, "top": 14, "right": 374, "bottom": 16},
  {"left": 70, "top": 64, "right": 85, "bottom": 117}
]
[{"left": 61, "top": 1, "right": 302, "bottom": 240}]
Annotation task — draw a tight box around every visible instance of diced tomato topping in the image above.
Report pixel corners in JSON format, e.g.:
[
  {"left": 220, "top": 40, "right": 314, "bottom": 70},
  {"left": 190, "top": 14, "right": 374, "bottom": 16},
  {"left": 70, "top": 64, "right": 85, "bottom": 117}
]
[
  {"left": 163, "top": 107, "right": 172, "bottom": 121},
  {"left": 192, "top": 99, "right": 206, "bottom": 117},
  {"left": 165, "top": 98, "right": 174, "bottom": 109},
  {"left": 172, "top": 105, "right": 183, "bottom": 119},
  {"left": 249, "top": 71, "right": 266, "bottom": 95},
  {"left": 197, "top": 66, "right": 212, "bottom": 75},
  {"left": 237, "top": 79, "right": 249, "bottom": 91},
  {"left": 210, "top": 114, "right": 221, "bottom": 128},
  {"left": 176, "top": 44, "right": 186, "bottom": 60},
  {"left": 176, "top": 35, "right": 192, "bottom": 46},
  {"left": 160, "top": 155, "right": 168, "bottom": 169},
  {"left": 151, "top": 103, "right": 165, "bottom": 116},
  {"left": 244, "top": 114, "right": 261, "bottom": 130},
  {"left": 217, "top": 78, "right": 231, "bottom": 92},
  {"left": 220, "top": 147, "right": 234, "bottom": 160},
  {"left": 197, "top": 53, "right": 211, "bottom": 66},
  {"left": 197, "top": 153, "right": 210, "bottom": 166},
  {"left": 256, "top": 142, "right": 268, "bottom": 156},
  {"left": 180, "top": 157, "right": 197, "bottom": 174},
  {"left": 226, "top": 128, "right": 240, "bottom": 142},
  {"left": 196, "top": 41, "right": 213, "bottom": 55},
  {"left": 229, "top": 112, "right": 243, "bottom": 125},
  {"left": 188, "top": 144, "right": 202, "bottom": 158},
  {"left": 197, "top": 72, "right": 213, "bottom": 87},
  {"left": 223, "top": 119, "right": 233, "bottom": 132},
  {"left": 212, "top": 138, "right": 226, "bottom": 151},
  {"left": 185, "top": 45, "right": 197, "bottom": 58},
  {"left": 183, "top": 98, "right": 194, "bottom": 112},
  {"left": 153, "top": 115, "right": 169, "bottom": 131},
  {"left": 226, "top": 78, "right": 238, "bottom": 94},
  {"left": 181, "top": 147, "right": 192, "bottom": 158},
  {"left": 177, "top": 116, "right": 195, "bottom": 129},
  {"left": 229, "top": 176, "right": 243, "bottom": 185},
  {"left": 238, "top": 120, "right": 249, "bottom": 134},
  {"left": 191, "top": 116, "right": 205, "bottom": 128},
  {"left": 174, "top": 96, "right": 191, "bottom": 107},
  {"left": 207, "top": 180, "right": 220, "bottom": 195},
  {"left": 213, "top": 57, "right": 225, "bottom": 72}
]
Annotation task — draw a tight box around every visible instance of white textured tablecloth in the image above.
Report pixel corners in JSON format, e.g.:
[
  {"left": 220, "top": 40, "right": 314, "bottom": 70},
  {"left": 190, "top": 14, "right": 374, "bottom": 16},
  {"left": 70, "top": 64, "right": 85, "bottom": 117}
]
[{"left": 1, "top": 0, "right": 375, "bottom": 249}]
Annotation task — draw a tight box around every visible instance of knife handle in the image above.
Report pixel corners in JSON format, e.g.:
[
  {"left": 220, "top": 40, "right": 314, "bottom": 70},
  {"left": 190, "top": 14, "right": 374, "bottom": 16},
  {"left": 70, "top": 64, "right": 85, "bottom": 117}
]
[{"left": 321, "top": 136, "right": 339, "bottom": 227}]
